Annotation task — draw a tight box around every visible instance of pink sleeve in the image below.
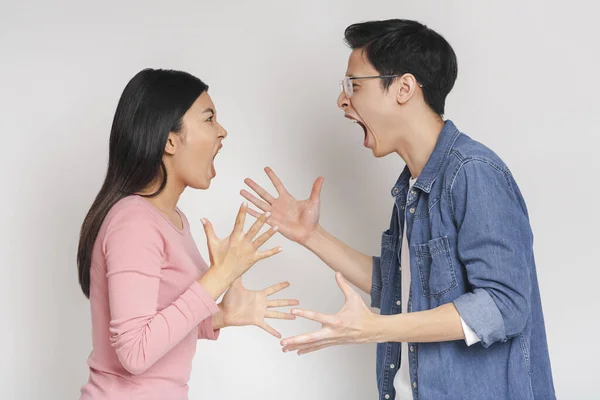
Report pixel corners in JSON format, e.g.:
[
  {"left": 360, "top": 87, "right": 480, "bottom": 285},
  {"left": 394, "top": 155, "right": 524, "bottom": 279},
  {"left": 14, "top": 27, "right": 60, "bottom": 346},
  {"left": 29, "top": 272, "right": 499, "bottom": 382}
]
[
  {"left": 104, "top": 206, "right": 219, "bottom": 375},
  {"left": 198, "top": 317, "right": 220, "bottom": 341}
]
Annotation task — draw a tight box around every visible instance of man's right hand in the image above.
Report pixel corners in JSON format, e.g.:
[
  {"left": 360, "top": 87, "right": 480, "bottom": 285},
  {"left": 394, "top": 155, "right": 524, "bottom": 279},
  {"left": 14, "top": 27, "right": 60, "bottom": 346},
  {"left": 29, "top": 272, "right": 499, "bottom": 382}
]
[
  {"left": 241, "top": 167, "right": 323, "bottom": 246},
  {"left": 242, "top": 167, "right": 374, "bottom": 294}
]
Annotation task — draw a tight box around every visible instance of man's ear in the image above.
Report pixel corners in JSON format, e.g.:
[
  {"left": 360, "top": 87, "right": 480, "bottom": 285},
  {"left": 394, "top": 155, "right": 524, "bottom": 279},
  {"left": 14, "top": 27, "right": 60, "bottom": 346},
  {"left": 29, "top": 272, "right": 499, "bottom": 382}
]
[{"left": 395, "top": 73, "right": 419, "bottom": 105}]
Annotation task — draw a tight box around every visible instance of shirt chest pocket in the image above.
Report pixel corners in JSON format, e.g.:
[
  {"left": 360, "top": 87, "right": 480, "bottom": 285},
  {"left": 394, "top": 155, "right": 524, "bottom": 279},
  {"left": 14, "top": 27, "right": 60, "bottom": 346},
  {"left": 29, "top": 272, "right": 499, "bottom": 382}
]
[{"left": 413, "top": 236, "right": 457, "bottom": 299}]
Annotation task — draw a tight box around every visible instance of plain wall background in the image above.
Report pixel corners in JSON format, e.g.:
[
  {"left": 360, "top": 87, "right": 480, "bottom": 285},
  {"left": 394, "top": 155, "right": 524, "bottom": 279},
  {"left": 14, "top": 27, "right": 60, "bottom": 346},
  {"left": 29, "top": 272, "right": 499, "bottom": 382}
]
[{"left": 1, "top": 0, "right": 598, "bottom": 398}]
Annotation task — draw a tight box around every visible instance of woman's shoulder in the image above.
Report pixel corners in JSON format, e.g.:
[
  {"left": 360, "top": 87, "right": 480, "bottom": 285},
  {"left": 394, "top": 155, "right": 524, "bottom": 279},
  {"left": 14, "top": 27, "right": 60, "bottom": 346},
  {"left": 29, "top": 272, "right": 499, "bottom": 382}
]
[{"left": 104, "top": 195, "right": 161, "bottom": 229}]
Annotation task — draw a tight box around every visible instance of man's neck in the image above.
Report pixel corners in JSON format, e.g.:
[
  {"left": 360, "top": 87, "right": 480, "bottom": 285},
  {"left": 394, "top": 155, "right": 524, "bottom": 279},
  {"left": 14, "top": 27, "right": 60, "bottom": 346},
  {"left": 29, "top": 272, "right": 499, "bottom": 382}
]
[{"left": 395, "top": 116, "right": 445, "bottom": 179}]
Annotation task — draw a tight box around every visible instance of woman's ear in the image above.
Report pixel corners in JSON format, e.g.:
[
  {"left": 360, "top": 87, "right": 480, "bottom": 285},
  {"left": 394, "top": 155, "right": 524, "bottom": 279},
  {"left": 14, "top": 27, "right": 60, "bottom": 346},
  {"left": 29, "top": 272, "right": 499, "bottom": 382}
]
[{"left": 164, "top": 132, "right": 178, "bottom": 155}]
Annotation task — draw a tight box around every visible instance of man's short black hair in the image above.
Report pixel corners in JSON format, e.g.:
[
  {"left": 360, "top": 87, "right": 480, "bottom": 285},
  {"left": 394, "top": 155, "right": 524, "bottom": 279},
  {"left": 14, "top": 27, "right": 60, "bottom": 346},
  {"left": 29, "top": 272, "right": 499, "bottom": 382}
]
[{"left": 344, "top": 19, "right": 458, "bottom": 115}]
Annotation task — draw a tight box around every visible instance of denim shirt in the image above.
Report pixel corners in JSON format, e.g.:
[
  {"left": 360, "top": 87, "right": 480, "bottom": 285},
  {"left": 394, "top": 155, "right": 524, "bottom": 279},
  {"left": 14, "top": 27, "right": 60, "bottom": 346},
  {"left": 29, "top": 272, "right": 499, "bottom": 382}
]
[{"left": 371, "top": 121, "right": 555, "bottom": 400}]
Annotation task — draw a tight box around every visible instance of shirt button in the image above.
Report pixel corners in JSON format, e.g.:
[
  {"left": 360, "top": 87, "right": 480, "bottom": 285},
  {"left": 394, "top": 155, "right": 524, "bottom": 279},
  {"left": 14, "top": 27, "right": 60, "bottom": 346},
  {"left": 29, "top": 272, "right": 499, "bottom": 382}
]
[
  {"left": 410, "top": 190, "right": 416, "bottom": 196},
  {"left": 410, "top": 346, "right": 414, "bottom": 352},
  {"left": 413, "top": 382, "right": 417, "bottom": 388},
  {"left": 392, "top": 188, "right": 399, "bottom": 195},
  {"left": 400, "top": 205, "right": 405, "bottom": 210},
  {"left": 409, "top": 207, "right": 415, "bottom": 214},
  {"left": 396, "top": 300, "right": 401, "bottom": 306},
  {"left": 385, "top": 395, "right": 390, "bottom": 399},
  {"left": 390, "top": 364, "right": 395, "bottom": 369}
]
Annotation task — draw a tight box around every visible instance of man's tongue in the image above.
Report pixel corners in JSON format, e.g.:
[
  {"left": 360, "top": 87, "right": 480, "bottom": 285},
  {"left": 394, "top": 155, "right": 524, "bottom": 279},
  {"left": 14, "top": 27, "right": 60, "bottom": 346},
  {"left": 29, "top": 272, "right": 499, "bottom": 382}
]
[{"left": 358, "top": 122, "right": 368, "bottom": 147}]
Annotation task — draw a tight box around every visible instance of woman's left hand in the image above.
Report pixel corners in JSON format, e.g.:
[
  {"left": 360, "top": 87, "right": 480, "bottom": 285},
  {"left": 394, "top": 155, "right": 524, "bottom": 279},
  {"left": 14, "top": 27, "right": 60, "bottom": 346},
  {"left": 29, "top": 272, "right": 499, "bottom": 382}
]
[{"left": 218, "top": 279, "right": 299, "bottom": 338}]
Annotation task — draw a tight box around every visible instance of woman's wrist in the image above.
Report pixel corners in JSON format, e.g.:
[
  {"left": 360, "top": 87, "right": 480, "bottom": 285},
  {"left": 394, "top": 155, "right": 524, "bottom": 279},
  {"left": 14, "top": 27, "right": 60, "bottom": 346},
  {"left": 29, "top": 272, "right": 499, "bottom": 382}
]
[
  {"left": 198, "top": 265, "right": 238, "bottom": 300},
  {"left": 212, "top": 304, "right": 227, "bottom": 330}
]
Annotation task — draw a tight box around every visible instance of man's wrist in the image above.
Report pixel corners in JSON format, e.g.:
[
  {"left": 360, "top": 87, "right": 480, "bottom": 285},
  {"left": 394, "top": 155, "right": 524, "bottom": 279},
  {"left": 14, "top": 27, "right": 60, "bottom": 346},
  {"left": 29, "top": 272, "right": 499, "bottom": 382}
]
[
  {"left": 368, "top": 313, "right": 407, "bottom": 344},
  {"left": 303, "top": 224, "right": 326, "bottom": 250},
  {"left": 365, "top": 313, "right": 388, "bottom": 343}
]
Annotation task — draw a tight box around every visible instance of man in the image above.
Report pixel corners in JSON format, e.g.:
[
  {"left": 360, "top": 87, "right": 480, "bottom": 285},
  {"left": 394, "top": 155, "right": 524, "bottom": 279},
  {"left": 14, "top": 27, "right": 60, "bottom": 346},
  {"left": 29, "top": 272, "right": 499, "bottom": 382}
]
[{"left": 241, "top": 19, "right": 555, "bottom": 399}]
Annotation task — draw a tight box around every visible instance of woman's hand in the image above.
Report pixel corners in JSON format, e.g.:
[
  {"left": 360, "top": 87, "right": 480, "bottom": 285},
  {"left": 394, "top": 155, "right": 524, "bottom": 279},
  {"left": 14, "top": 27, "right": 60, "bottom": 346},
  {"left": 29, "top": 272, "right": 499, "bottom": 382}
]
[
  {"left": 241, "top": 167, "right": 323, "bottom": 246},
  {"left": 201, "top": 202, "right": 282, "bottom": 289},
  {"left": 218, "top": 279, "right": 299, "bottom": 338}
]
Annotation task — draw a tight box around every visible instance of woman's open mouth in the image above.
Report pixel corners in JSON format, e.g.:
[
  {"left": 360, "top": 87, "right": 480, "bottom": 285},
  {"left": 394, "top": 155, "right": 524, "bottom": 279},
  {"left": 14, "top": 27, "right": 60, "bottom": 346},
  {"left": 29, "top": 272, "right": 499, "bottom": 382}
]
[{"left": 211, "top": 145, "right": 222, "bottom": 176}]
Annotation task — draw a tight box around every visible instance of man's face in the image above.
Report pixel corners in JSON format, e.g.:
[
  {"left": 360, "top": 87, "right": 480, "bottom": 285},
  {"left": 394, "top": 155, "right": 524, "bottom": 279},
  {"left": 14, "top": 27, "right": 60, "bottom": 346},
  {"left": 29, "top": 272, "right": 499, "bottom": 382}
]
[{"left": 337, "top": 49, "right": 401, "bottom": 158}]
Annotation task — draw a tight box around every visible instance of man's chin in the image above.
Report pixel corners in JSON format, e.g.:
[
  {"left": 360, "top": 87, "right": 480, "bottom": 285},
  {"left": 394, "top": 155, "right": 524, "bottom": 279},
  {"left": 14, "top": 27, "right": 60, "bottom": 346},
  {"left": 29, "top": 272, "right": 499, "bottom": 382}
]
[{"left": 371, "top": 146, "right": 393, "bottom": 159}]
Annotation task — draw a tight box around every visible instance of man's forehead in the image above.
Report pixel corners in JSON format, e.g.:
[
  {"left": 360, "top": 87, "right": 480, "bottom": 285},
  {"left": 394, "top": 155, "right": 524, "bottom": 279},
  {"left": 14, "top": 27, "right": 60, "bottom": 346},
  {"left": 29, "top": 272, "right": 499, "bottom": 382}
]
[{"left": 345, "top": 49, "right": 375, "bottom": 76}]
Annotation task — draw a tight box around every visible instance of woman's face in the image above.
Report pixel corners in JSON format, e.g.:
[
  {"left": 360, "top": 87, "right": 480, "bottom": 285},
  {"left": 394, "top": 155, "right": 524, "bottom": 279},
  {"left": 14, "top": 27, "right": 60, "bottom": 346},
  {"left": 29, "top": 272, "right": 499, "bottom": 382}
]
[{"left": 166, "top": 91, "right": 228, "bottom": 190}]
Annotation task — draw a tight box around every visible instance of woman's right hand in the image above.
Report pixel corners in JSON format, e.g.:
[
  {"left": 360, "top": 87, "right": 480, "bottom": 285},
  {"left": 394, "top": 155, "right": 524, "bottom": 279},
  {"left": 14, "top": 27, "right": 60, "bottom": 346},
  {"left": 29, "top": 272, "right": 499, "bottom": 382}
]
[{"left": 201, "top": 202, "right": 282, "bottom": 288}]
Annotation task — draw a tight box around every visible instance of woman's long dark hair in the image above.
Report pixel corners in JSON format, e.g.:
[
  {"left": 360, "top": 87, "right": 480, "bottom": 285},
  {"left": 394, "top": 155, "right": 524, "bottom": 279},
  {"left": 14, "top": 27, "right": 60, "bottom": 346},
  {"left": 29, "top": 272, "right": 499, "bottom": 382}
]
[{"left": 77, "top": 69, "right": 208, "bottom": 298}]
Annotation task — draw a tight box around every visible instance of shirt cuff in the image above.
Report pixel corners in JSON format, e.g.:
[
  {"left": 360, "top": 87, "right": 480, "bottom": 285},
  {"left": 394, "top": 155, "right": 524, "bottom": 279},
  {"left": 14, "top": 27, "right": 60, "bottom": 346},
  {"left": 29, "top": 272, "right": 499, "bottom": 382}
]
[
  {"left": 186, "top": 281, "right": 220, "bottom": 319},
  {"left": 198, "top": 317, "right": 221, "bottom": 341},
  {"left": 460, "top": 317, "right": 480, "bottom": 346},
  {"left": 453, "top": 288, "right": 507, "bottom": 348}
]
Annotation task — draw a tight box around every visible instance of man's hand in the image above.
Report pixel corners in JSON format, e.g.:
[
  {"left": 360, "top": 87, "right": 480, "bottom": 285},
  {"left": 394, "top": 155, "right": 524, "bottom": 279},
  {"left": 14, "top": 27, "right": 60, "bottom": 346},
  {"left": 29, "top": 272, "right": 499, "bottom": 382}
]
[
  {"left": 281, "top": 272, "right": 380, "bottom": 355},
  {"left": 241, "top": 167, "right": 323, "bottom": 246}
]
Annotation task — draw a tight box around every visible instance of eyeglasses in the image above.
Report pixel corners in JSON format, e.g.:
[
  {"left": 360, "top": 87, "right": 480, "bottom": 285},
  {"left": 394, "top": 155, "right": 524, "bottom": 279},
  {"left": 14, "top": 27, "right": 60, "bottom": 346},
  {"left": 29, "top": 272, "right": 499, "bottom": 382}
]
[{"left": 340, "top": 75, "right": 423, "bottom": 98}]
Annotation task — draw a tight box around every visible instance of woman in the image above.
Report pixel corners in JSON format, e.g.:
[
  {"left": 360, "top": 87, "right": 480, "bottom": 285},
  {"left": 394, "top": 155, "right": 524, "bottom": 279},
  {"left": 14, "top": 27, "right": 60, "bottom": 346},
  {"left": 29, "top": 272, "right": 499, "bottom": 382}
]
[{"left": 77, "top": 68, "right": 297, "bottom": 399}]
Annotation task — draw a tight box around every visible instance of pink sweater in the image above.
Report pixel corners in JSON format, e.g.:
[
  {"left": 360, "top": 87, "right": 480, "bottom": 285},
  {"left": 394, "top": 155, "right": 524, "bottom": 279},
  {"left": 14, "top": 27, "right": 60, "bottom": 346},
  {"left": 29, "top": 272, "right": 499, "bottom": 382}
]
[{"left": 80, "top": 196, "right": 220, "bottom": 400}]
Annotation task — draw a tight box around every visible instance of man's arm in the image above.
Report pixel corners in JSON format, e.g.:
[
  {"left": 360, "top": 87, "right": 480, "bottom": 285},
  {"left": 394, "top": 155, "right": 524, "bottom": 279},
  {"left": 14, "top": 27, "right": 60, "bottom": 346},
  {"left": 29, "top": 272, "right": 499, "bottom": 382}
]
[
  {"left": 242, "top": 168, "right": 374, "bottom": 294},
  {"left": 282, "top": 159, "right": 533, "bottom": 352},
  {"left": 449, "top": 159, "right": 533, "bottom": 347},
  {"left": 304, "top": 225, "right": 373, "bottom": 294},
  {"left": 374, "top": 303, "right": 465, "bottom": 343}
]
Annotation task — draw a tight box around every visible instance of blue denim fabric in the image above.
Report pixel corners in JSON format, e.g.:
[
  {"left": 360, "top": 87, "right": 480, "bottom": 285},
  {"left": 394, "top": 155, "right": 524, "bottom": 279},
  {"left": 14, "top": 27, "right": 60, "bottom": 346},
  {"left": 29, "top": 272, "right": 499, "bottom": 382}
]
[{"left": 371, "top": 121, "right": 555, "bottom": 400}]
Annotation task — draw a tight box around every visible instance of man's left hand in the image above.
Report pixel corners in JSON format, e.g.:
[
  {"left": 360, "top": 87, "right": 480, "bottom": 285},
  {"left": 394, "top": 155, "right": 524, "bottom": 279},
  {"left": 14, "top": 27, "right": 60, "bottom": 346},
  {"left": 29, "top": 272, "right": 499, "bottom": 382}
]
[{"left": 281, "top": 272, "right": 380, "bottom": 355}]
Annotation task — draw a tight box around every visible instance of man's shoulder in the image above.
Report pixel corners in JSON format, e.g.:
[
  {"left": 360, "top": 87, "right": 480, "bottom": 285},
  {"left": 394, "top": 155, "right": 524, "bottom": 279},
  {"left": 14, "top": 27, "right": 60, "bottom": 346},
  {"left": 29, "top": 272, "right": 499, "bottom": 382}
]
[
  {"left": 451, "top": 133, "right": 508, "bottom": 169},
  {"left": 441, "top": 132, "right": 512, "bottom": 185}
]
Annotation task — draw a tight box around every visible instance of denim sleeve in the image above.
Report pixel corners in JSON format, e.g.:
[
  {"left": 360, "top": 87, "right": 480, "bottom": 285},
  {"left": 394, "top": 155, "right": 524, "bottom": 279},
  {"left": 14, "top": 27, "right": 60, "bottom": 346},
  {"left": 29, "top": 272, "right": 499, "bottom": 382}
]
[
  {"left": 450, "top": 159, "right": 533, "bottom": 348},
  {"left": 370, "top": 256, "right": 382, "bottom": 309}
]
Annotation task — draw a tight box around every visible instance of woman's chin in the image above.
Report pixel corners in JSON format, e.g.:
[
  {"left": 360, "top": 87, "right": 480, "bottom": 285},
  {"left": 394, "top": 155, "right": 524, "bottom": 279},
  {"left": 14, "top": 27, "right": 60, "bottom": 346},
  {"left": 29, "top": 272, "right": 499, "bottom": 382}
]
[{"left": 189, "top": 177, "right": 212, "bottom": 190}]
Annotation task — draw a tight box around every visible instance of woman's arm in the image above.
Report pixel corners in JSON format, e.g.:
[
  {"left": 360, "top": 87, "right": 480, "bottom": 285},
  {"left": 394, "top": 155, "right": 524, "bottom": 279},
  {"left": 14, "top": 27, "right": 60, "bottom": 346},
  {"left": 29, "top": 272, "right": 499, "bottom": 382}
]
[{"left": 105, "top": 206, "right": 220, "bottom": 375}]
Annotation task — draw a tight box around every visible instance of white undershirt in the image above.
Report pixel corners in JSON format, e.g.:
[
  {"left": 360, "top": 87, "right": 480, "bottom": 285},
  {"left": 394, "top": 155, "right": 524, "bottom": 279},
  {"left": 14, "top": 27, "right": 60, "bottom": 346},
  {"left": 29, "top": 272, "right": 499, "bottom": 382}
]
[{"left": 393, "top": 178, "right": 480, "bottom": 400}]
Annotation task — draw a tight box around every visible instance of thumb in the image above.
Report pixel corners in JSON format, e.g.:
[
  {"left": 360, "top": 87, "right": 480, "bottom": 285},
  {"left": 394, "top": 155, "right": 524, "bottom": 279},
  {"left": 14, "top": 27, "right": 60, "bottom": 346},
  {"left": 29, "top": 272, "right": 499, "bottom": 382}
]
[
  {"left": 201, "top": 218, "right": 218, "bottom": 245},
  {"left": 310, "top": 177, "right": 324, "bottom": 201},
  {"left": 335, "top": 272, "right": 356, "bottom": 300}
]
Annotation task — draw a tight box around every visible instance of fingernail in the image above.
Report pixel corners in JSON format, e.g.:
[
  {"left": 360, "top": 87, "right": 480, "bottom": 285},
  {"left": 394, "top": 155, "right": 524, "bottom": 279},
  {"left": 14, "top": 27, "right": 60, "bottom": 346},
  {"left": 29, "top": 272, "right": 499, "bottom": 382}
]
[
  {"left": 243, "top": 201, "right": 248, "bottom": 207},
  {"left": 273, "top": 226, "right": 279, "bottom": 232},
  {"left": 291, "top": 309, "right": 298, "bottom": 315},
  {"left": 278, "top": 246, "right": 284, "bottom": 252},
  {"left": 201, "top": 218, "right": 206, "bottom": 225},
  {"left": 265, "top": 212, "right": 272, "bottom": 218}
]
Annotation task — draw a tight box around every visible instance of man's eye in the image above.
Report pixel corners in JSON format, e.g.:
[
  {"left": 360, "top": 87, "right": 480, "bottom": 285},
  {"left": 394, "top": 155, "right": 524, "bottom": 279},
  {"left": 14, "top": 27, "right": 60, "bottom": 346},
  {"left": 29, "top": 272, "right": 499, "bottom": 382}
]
[{"left": 207, "top": 116, "right": 213, "bottom": 122}]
